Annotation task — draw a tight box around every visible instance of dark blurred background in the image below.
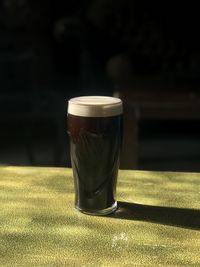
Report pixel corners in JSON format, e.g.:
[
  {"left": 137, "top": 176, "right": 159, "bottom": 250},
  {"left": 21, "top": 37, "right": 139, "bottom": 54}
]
[{"left": 0, "top": 0, "right": 200, "bottom": 171}]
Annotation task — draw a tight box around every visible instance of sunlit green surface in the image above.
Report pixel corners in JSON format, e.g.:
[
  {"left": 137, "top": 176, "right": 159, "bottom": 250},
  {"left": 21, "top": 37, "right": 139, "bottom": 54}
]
[{"left": 0, "top": 166, "right": 200, "bottom": 267}]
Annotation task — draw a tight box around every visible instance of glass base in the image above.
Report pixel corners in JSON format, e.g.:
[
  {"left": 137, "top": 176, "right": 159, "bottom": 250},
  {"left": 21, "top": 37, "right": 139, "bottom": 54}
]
[{"left": 75, "top": 201, "right": 117, "bottom": 216}]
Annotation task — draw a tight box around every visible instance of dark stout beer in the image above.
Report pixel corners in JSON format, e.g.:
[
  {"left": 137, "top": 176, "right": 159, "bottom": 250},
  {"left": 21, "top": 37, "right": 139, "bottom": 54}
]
[{"left": 67, "top": 96, "right": 123, "bottom": 215}]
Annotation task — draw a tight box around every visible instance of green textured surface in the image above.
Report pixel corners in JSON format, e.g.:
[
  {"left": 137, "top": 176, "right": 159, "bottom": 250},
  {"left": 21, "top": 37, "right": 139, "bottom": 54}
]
[{"left": 0, "top": 166, "right": 200, "bottom": 267}]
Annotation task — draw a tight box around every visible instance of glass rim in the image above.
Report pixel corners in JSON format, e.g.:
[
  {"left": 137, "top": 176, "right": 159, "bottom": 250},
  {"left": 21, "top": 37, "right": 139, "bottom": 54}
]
[{"left": 68, "top": 96, "right": 123, "bottom": 117}]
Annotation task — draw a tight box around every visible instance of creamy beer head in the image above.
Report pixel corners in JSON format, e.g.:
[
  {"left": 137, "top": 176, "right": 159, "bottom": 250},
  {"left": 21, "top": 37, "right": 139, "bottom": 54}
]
[{"left": 68, "top": 96, "right": 123, "bottom": 117}]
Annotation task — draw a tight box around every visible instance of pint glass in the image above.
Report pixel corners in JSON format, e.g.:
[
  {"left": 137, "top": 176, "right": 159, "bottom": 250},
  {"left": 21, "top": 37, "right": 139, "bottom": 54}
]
[{"left": 67, "top": 96, "right": 123, "bottom": 215}]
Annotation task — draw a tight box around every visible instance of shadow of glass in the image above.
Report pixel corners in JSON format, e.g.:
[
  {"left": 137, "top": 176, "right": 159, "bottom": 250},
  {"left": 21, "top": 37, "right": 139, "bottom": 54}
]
[{"left": 109, "top": 201, "right": 200, "bottom": 230}]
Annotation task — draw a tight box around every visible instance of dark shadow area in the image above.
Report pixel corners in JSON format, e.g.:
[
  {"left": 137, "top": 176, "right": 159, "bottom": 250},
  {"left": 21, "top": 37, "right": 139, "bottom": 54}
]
[
  {"left": 138, "top": 119, "right": 200, "bottom": 172},
  {"left": 0, "top": 1, "right": 200, "bottom": 170},
  {"left": 109, "top": 201, "right": 200, "bottom": 231}
]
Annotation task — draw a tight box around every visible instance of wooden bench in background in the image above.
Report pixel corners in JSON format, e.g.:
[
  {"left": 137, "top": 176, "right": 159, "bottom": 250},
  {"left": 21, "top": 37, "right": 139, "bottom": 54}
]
[{"left": 118, "top": 86, "right": 200, "bottom": 169}]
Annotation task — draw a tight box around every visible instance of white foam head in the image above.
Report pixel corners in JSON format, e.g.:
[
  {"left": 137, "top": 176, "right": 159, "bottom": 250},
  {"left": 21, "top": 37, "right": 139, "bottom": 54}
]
[{"left": 68, "top": 96, "right": 123, "bottom": 117}]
